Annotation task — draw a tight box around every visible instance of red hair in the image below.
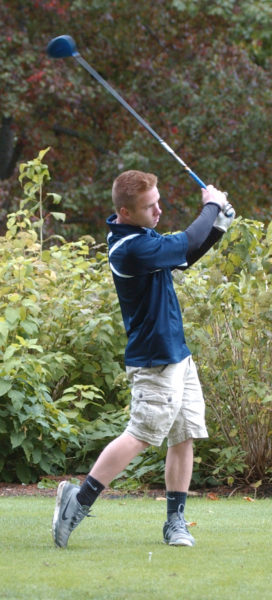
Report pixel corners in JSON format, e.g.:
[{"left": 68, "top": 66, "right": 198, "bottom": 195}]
[{"left": 112, "top": 170, "right": 158, "bottom": 212}]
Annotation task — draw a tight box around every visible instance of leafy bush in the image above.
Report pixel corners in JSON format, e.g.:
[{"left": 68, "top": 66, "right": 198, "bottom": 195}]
[
  {"left": 1, "top": 150, "right": 271, "bottom": 487},
  {"left": 119, "top": 218, "right": 272, "bottom": 490},
  {"left": 174, "top": 217, "right": 272, "bottom": 485},
  {"left": 0, "top": 150, "right": 127, "bottom": 482}
]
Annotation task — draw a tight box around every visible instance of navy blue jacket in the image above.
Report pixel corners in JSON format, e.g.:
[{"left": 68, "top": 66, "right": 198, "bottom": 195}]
[
  {"left": 107, "top": 217, "right": 192, "bottom": 367},
  {"left": 106, "top": 203, "right": 222, "bottom": 367}
]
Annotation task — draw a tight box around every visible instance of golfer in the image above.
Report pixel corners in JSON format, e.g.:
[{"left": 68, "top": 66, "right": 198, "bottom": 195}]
[{"left": 52, "top": 170, "right": 235, "bottom": 548}]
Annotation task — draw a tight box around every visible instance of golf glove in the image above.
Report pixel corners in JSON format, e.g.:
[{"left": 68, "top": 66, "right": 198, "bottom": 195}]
[{"left": 213, "top": 202, "right": 236, "bottom": 232}]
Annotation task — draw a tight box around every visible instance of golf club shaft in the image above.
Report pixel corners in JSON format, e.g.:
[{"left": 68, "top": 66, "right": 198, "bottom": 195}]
[{"left": 75, "top": 55, "right": 206, "bottom": 189}]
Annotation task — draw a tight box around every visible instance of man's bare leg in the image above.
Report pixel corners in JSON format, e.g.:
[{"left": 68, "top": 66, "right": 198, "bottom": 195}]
[
  {"left": 165, "top": 438, "right": 193, "bottom": 492},
  {"left": 52, "top": 433, "right": 148, "bottom": 547},
  {"left": 163, "top": 438, "right": 195, "bottom": 545},
  {"left": 90, "top": 432, "right": 149, "bottom": 487}
]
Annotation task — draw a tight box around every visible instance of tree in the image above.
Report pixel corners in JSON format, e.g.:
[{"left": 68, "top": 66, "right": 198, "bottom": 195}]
[{"left": 1, "top": 0, "right": 272, "bottom": 239}]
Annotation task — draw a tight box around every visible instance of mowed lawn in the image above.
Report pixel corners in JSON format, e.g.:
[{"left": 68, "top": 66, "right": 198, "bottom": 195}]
[{"left": 0, "top": 495, "right": 271, "bottom": 600}]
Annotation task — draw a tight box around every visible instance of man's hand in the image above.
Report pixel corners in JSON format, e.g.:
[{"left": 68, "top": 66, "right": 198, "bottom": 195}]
[
  {"left": 213, "top": 202, "right": 236, "bottom": 232},
  {"left": 201, "top": 184, "right": 228, "bottom": 210}
]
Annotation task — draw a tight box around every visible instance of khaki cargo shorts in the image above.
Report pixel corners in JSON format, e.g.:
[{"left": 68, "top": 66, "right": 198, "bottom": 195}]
[{"left": 125, "top": 356, "right": 208, "bottom": 447}]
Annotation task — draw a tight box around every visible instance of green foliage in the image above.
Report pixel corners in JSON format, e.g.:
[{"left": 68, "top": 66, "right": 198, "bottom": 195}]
[
  {"left": 173, "top": 0, "right": 272, "bottom": 67},
  {"left": 174, "top": 217, "right": 272, "bottom": 484},
  {"left": 108, "top": 219, "right": 272, "bottom": 490},
  {"left": 1, "top": 150, "right": 272, "bottom": 487},
  {"left": 0, "top": 150, "right": 127, "bottom": 482},
  {"left": 113, "top": 443, "right": 167, "bottom": 490},
  {"left": 12, "top": 147, "right": 64, "bottom": 252},
  {"left": 70, "top": 408, "right": 130, "bottom": 474},
  {"left": 121, "top": 218, "right": 272, "bottom": 489}
]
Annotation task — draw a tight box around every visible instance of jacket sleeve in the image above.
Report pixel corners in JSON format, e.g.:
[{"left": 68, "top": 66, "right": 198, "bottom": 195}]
[
  {"left": 174, "top": 202, "right": 223, "bottom": 270},
  {"left": 182, "top": 227, "right": 223, "bottom": 268},
  {"left": 184, "top": 203, "right": 220, "bottom": 250},
  {"left": 111, "top": 231, "right": 189, "bottom": 276}
]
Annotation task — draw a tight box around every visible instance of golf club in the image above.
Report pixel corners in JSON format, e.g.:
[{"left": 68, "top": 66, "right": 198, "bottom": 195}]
[
  {"left": 46, "top": 35, "right": 208, "bottom": 188},
  {"left": 46, "top": 35, "right": 234, "bottom": 218}
]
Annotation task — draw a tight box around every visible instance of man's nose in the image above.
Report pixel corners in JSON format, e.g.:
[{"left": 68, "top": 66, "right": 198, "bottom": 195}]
[{"left": 155, "top": 204, "right": 162, "bottom": 215}]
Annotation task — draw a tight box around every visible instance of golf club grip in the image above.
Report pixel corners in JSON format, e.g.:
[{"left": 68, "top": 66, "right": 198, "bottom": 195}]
[{"left": 187, "top": 170, "right": 206, "bottom": 189}]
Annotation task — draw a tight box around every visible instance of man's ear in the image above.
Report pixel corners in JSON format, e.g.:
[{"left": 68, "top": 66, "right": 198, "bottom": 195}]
[{"left": 119, "top": 206, "right": 130, "bottom": 219}]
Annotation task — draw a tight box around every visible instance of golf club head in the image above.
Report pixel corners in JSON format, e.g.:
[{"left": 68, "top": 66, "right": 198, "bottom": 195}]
[{"left": 46, "top": 35, "right": 79, "bottom": 58}]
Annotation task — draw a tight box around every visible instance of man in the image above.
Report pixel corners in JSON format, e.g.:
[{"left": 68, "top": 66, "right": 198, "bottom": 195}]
[{"left": 52, "top": 170, "right": 235, "bottom": 548}]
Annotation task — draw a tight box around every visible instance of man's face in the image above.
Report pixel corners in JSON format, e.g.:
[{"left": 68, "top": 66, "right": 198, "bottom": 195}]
[{"left": 120, "top": 186, "right": 162, "bottom": 228}]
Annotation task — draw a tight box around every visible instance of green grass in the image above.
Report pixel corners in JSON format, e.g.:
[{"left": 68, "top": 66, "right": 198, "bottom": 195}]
[{"left": 1, "top": 495, "right": 271, "bottom": 600}]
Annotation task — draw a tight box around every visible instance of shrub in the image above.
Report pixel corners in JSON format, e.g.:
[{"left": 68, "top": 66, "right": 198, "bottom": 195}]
[
  {"left": 174, "top": 217, "right": 272, "bottom": 485},
  {"left": 0, "top": 149, "right": 127, "bottom": 482},
  {"left": 120, "top": 218, "right": 272, "bottom": 489},
  {"left": 1, "top": 150, "right": 271, "bottom": 487}
]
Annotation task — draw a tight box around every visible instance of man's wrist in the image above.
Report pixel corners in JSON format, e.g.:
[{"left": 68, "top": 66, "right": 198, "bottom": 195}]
[{"left": 202, "top": 202, "right": 221, "bottom": 214}]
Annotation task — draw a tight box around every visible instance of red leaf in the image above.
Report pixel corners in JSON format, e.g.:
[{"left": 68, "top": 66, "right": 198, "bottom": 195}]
[
  {"left": 207, "top": 492, "right": 220, "bottom": 501},
  {"left": 27, "top": 71, "right": 45, "bottom": 83}
]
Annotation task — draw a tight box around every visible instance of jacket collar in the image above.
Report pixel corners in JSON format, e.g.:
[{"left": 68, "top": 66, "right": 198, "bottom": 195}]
[{"left": 106, "top": 214, "right": 147, "bottom": 236}]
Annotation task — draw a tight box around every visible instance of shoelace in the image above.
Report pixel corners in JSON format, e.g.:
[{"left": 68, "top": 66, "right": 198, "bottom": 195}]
[
  {"left": 168, "top": 518, "right": 187, "bottom": 533},
  {"left": 168, "top": 509, "right": 188, "bottom": 533},
  {"left": 70, "top": 506, "right": 91, "bottom": 529}
]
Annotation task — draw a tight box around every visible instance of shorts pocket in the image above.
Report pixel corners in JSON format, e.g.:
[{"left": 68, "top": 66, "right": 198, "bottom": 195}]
[{"left": 130, "top": 389, "right": 177, "bottom": 438}]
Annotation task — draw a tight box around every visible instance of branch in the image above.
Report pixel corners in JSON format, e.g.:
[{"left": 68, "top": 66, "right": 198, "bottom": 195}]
[{"left": 52, "top": 124, "right": 109, "bottom": 154}]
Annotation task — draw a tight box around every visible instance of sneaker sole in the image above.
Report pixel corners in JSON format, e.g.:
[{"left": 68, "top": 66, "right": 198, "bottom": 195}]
[
  {"left": 52, "top": 481, "right": 69, "bottom": 548},
  {"left": 165, "top": 539, "right": 194, "bottom": 546},
  {"left": 164, "top": 538, "right": 194, "bottom": 546}
]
